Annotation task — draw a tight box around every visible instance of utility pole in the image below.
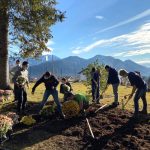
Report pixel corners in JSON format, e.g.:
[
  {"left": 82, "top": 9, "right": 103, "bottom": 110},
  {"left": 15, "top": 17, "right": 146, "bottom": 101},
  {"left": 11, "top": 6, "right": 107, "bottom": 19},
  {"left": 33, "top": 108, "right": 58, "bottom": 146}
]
[
  {"left": 52, "top": 54, "right": 54, "bottom": 74},
  {"left": 45, "top": 55, "right": 48, "bottom": 71},
  {"left": 61, "top": 68, "right": 62, "bottom": 77}
]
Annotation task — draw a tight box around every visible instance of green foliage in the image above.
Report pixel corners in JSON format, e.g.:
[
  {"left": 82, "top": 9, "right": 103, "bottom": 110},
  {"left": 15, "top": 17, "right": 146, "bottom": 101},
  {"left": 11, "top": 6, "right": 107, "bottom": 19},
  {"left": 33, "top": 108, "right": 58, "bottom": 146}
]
[
  {"left": 82, "top": 60, "right": 108, "bottom": 96},
  {"left": 0, "top": 0, "right": 65, "bottom": 57}
]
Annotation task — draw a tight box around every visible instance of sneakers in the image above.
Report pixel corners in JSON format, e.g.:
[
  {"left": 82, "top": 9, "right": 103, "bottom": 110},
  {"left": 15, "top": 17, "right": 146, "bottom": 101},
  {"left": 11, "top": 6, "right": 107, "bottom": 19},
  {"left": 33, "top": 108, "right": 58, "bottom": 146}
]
[
  {"left": 139, "top": 110, "right": 147, "bottom": 115},
  {"left": 111, "top": 102, "right": 119, "bottom": 107}
]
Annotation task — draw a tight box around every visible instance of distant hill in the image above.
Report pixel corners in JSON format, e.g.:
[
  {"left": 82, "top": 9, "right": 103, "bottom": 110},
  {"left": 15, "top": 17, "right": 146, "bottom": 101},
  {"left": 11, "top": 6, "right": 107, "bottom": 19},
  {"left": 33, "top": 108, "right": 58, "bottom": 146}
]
[
  {"left": 9, "top": 55, "right": 60, "bottom": 67},
  {"left": 29, "top": 55, "right": 150, "bottom": 78}
]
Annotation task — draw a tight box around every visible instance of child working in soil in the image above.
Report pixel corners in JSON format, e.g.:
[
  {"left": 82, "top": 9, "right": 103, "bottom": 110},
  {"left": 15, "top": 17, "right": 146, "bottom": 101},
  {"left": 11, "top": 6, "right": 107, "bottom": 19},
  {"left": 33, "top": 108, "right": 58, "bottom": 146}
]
[
  {"left": 60, "top": 77, "right": 73, "bottom": 102},
  {"left": 66, "top": 92, "right": 89, "bottom": 111},
  {"left": 119, "top": 69, "right": 148, "bottom": 117}
]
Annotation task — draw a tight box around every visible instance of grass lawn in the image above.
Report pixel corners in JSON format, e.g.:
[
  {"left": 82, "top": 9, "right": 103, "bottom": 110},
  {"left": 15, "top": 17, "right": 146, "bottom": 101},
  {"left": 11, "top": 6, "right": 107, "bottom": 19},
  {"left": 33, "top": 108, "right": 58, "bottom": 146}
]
[
  {"left": 25, "top": 82, "right": 150, "bottom": 113},
  {"left": 0, "top": 82, "right": 149, "bottom": 113}
]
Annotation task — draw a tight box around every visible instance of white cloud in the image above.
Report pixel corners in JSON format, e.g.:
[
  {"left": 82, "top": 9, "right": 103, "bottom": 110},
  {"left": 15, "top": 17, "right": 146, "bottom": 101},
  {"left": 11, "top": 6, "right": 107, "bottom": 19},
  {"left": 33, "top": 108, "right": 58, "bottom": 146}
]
[
  {"left": 46, "top": 40, "right": 55, "bottom": 47},
  {"left": 136, "top": 60, "right": 150, "bottom": 64},
  {"left": 96, "top": 9, "right": 150, "bottom": 33},
  {"left": 42, "top": 40, "right": 54, "bottom": 55},
  {"left": 117, "top": 49, "right": 150, "bottom": 57},
  {"left": 113, "top": 52, "right": 126, "bottom": 57},
  {"left": 72, "top": 22, "right": 150, "bottom": 57},
  {"left": 95, "top": 16, "right": 104, "bottom": 20}
]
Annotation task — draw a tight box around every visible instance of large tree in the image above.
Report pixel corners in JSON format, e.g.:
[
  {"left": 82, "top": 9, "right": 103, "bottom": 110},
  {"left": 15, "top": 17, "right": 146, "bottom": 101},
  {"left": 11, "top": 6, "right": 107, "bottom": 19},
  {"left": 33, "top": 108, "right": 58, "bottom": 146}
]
[{"left": 0, "top": 0, "right": 64, "bottom": 89}]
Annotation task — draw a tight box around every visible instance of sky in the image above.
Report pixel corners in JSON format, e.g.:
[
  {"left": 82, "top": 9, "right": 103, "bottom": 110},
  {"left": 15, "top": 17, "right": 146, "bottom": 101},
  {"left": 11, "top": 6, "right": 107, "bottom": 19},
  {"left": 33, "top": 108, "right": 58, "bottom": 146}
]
[
  {"left": 46, "top": 0, "right": 150, "bottom": 67},
  {"left": 10, "top": 0, "right": 150, "bottom": 67}
]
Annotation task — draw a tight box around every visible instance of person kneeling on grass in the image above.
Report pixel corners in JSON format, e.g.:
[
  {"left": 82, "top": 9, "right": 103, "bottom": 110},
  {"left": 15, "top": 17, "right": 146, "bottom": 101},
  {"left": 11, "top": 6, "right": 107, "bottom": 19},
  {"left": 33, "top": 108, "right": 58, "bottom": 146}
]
[
  {"left": 119, "top": 69, "right": 147, "bottom": 117},
  {"left": 66, "top": 92, "right": 89, "bottom": 111},
  {"left": 32, "top": 71, "right": 64, "bottom": 118},
  {"left": 60, "top": 77, "right": 73, "bottom": 102}
]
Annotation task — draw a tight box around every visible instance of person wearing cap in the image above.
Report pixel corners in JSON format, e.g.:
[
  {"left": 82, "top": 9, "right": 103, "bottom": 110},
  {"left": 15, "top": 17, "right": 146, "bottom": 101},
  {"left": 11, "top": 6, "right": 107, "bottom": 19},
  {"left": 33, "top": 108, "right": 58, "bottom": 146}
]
[
  {"left": 119, "top": 69, "right": 147, "bottom": 116},
  {"left": 91, "top": 67, "right": 100, "bottom": 103},
  {"left": 13, "top": 61, "right": 29, "bottom": 114},
  {"left": 60, "top": 77, "right": 73, "bottom": 102},
  {"left": 104, "top": 65, "right": 120, "bottom": 106},
  {"left": 10, "top": 59, "right": 21, "bottom": 102},
  {"left": 32, "top": 72, "right": 64, "bottom": 117}
]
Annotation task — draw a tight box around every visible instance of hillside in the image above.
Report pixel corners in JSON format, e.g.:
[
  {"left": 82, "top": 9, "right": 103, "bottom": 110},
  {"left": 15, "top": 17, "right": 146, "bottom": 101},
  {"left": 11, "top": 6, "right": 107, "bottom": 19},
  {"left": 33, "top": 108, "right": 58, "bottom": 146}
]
[{"left": 29, "top": 55, "right": 150, "bottom": 78}]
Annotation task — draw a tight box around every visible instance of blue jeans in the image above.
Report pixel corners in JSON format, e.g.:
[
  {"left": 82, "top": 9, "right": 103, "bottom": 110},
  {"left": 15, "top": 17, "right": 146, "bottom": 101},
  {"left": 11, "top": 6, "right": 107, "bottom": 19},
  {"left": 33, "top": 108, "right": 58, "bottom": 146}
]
[
  {"left": 40, "top": 89, "right": 62, "bottom": 114},
  {"left": 92, "top": 84, "right": 100, "bottom": 102},
  {"left": 16, "top": 86, "right": 27, "bottom": 113},
  {"left": 112, "top": 83, "right": 119, "bottom": 103},
  {"left": 134, "top": 85, "right": 147, "bottom": 114}
]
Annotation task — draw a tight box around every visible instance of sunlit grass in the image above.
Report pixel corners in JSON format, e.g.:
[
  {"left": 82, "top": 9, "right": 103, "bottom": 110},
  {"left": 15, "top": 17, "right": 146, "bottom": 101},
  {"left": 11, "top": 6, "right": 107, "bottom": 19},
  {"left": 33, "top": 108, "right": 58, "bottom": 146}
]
[
  {"left": 0, "top": 82, "right": 149, "bottom": 113},
  {"left": 25, "top": 82, "right": 150, "bottom": 113}
]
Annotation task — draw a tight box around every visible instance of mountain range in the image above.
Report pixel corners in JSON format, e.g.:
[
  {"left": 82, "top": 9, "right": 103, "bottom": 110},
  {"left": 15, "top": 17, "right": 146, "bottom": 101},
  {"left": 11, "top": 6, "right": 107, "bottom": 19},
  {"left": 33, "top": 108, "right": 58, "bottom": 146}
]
[{"left": 26, "top": 55, "right": 150, "bottom": 78}]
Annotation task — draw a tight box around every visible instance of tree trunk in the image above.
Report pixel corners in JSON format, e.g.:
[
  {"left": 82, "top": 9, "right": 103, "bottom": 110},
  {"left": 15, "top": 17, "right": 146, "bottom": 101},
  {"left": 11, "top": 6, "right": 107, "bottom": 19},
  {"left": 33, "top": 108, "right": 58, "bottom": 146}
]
[{"left": 0, "top": 1, "right": 10, "bottom": 90}]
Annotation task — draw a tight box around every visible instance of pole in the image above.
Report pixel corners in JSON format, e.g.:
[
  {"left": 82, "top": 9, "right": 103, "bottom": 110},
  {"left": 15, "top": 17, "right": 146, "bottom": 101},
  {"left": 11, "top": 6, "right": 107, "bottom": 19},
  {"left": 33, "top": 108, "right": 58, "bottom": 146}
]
[
  {"left": 86, "top": 118, "right": 95, "bottom": 139},
  {"left": 52, "top": 54, "right": 54, "bottom": 74}
]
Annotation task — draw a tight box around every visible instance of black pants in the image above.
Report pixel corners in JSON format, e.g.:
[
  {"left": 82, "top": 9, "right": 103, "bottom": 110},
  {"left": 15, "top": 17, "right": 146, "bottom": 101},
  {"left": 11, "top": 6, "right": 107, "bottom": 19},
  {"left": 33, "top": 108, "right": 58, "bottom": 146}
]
[
  {"left": 15, "top": 85, "right": 27, "bottom": 113},
  {"left": 14, "top": 84, "right": 18, "bottom": 101}
]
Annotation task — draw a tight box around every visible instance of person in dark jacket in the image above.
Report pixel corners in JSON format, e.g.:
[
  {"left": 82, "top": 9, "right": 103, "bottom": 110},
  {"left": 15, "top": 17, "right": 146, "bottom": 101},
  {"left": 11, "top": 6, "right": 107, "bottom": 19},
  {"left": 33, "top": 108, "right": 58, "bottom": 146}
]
[
  {"left": 32, "top": 72, "right": 63, "bottom": 116},
  {"left": 91, "top": 67, "right": 100, "bottom": 103},
  {"left": 119, "top": 69, "right": 147, "bottom": 116},
  {"left": 60, "top": 77, "right": 73, "bottom": 102},
  {"left": 104, "top": 65, "right": 120, "bottom": 106}
]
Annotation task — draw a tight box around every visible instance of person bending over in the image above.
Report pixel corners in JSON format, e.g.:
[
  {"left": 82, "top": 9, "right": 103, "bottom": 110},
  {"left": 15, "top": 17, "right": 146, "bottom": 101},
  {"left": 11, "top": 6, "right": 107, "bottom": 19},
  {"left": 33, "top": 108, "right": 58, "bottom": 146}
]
[
  {"left": 60, "top": 77, "right": 73, "bottom": 101},
  {"left": 32, "top": 72, "right": 64, "bottom": 117},
  {"left": 119, "top": 69, "right": 147, "bottom": 116}
]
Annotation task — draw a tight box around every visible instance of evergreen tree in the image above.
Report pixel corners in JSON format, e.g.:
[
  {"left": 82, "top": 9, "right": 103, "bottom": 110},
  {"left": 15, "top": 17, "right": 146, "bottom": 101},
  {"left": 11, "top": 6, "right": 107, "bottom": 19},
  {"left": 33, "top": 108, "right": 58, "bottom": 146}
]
[{"left": 0, "top": 0, "right": 64, "bottom": 89}]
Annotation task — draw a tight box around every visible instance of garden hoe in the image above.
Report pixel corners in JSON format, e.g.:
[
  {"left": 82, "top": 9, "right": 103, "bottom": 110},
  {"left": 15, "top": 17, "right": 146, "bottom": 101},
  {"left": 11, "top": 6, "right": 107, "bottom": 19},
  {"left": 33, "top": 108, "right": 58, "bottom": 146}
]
[{"left": 121, "top": 94, "right": 131, "bottom": 110}]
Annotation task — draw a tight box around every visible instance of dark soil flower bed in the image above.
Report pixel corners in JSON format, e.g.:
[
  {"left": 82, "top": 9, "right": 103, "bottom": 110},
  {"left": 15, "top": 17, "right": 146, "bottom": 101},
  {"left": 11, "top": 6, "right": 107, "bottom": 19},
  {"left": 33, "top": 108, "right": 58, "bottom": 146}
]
[{"left": 0, "top": 104, "right": 150, "bottom": 150}]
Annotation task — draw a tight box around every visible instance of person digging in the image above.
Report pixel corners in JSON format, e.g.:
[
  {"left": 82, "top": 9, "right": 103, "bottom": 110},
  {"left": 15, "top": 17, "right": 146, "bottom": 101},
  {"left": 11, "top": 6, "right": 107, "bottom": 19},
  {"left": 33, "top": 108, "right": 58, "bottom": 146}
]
[
  {"left": 66, "top": 92, "right": 89, "bottom": 111},
  {"left": 103, "top": 65, "right": 120, "bottom": 107},
  {"left": 119, "top": 69, "right": 148, "bottom": 117},
  {"left": 32, "top": 71, "right": 65, "bottom": 119},
  {"left": 91, "top": 67, "right": 100, "bottom": 104}
]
